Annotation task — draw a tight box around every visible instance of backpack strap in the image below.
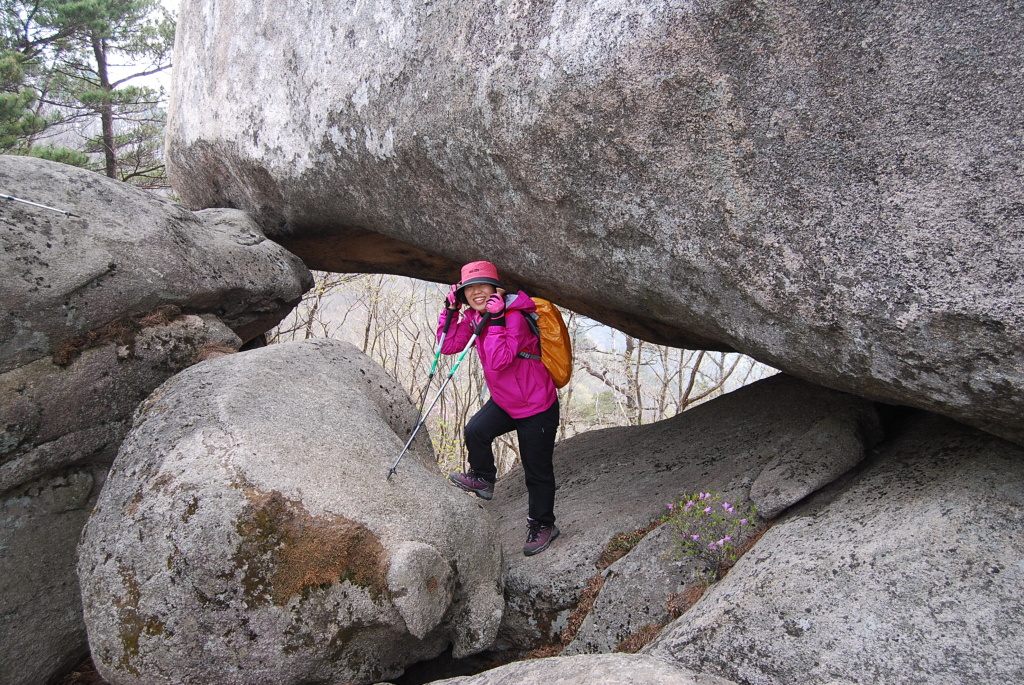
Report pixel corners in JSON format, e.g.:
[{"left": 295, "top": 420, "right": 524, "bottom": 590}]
[
  {"left": 522, "top": 311, "right": 541, "bottom": 347},
  {"left": 515, "top": 308, "right": 543, "bottom": 361}
]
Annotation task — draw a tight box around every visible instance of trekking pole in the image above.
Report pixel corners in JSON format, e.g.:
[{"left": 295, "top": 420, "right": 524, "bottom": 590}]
[
  {"left": 416, "top": 308, "right": 456, "bottom": 420},
  {"left": 387, "top": 312, "right": 492, "bottom": 480},
  {"left": 1, "top": 193, "right": 80, "bottom": 217}
]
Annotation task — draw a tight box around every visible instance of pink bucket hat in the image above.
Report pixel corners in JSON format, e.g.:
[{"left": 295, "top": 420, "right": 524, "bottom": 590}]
[{"left": 456, "top": 260, "right": 503, "bottom": 304}]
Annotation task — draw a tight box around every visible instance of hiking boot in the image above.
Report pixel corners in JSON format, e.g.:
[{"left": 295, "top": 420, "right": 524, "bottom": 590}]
[
  {"left": 448, "top": 470, "right": 494, "bottom": 500},
  {"left": 523, "top": 519, "right": 559, "bottom": 556}
]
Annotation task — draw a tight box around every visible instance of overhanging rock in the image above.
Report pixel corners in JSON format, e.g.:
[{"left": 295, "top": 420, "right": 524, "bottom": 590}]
[{"left": 167, "top": 0, "right": 1024, "bottom": 445}]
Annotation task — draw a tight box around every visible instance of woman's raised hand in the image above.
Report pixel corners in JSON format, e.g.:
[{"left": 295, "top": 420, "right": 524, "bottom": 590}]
[
  {"left": 485, "top": 293, "right": 506, "bottom": 315},
  {"left": 445, "top": 283, "right": 462, "bottom": 310}
]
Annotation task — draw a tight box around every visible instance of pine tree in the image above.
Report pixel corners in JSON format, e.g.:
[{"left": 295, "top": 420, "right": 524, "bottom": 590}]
[
  {"left": 0, "top": 49, "right": 47, "bottom": 150},
  {"left": 0, "top": 0, "right": 174, "bottom": 186}
]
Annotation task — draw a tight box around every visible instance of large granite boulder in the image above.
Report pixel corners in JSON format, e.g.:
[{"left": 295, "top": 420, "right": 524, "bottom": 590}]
[
  {"left": 77, "top": 340, "right": 504, "bottom": 685},
  {"left": 432, "top": 653, "right": 737, "bottom": 684},
  {"left": 0, "top": 155, "right": 312, "bottom": 685},
  {"left": 479, "top": 374, "right": 881, "bottom": 649},
  {"left": 0, "top": 314, "right": 241, "bottom": 685},
  {"left": 2, "top": 156, "right": 310, "bottom": 373},
  {"left": 467, "top": 385, "right": 1024, "bottom": 682},
  {"left": 644, "top": 413, "right": 1024, "bottom": 683},
  {"left": 166, "top": 0, "right": 1024, "bottom": 445}
]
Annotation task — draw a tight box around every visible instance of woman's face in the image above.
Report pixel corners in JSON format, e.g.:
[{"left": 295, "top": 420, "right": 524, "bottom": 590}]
[{"left": 464, "top": 283, "right": 496, "bottom": 313}]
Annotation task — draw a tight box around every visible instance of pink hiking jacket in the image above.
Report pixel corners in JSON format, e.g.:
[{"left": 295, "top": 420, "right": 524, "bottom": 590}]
[{"left": 437, "top": 290, "right": 558, "bottom": 419}]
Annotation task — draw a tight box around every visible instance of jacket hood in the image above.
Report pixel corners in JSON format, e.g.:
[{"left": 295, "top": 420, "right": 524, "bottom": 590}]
[{"left": 503, "top": 290, "right": 537, "bottom": 313}]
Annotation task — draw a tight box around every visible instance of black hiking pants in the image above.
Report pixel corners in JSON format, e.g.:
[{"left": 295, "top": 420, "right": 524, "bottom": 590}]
[{"left": 465, "top": 398, "right": 560, "bottom": 526}]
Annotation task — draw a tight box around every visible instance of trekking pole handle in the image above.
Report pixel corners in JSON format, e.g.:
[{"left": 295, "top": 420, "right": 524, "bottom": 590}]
[{"left": 449, "top": 312, "right": 490, "bottom": 375}]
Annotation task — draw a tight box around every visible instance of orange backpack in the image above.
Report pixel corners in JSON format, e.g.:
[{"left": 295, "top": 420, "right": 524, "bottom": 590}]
[{"left": 517, "top": 297, "right": 573, "bottom": 388}]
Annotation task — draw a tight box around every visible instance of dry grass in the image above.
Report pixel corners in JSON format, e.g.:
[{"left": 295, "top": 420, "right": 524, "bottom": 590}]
[
  {"left": 525, "top": 573, "right": 608, "bottom": 659},
  {"left": 559, "top": 574, "right": 607, "bottom": 647},
  {"left": 52, "top": 305, "right": 184, "bottom": 366},
  {"left": 667, "top": 583, "right": 708, "bottom": 619},
  {"left": 597, "top": 519, "right": 662, "bottom": 570},
  {"left": 525, "top": 644, "right": 563, "bottom": 659},
  {"left": 732, "top": 521, "right": 772, "bottom": 558},
  {"left": 52, "top": 318, "right": 137, "bottom": 366},
  {"left": 192, "top": 342, "right": 238, "bottom": 363},
  {"left": 136, "top": 305, "right": 182, "bottom": 328},
  {"left": 615, "top": 623, "right": 665, "bottom": 653}
]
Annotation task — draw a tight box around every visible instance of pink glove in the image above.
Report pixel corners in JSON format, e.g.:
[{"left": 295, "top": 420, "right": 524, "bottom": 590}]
[
  {"left": 485, "top": 293, "right": 506, "bottom": 315},
  {"left": 445, "top": 283, "right": 462, "bottom": 310}
]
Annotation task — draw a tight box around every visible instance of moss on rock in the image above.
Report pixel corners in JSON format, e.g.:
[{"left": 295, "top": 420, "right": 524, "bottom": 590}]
[{"left": 233, "top": 488, "right": 390, "bottom": 608}]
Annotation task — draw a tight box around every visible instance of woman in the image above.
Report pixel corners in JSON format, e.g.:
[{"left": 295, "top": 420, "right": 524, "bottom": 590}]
[{"left": 440, "top": 261, "right": 560, "bottom": 556}]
